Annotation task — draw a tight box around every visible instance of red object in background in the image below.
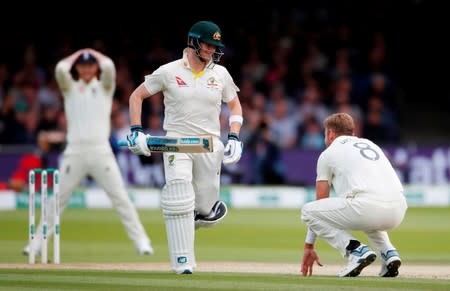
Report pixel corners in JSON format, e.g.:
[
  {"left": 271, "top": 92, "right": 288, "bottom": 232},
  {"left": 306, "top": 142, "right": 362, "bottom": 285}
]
[
  {"left": 8, "top": 153, "right": 56, "bottom": 192},
  {"left": 0, "top": 182, "right": 7, "bottom": 190},
  {"left": 10, "top": 153, "right": 43, "bottom": 182}
]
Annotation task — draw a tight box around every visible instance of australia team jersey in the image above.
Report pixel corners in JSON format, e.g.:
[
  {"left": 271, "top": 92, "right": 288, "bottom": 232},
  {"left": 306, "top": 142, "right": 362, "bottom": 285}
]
[{"left": 143, "top": 49, "right": 239, "bottom": 137}]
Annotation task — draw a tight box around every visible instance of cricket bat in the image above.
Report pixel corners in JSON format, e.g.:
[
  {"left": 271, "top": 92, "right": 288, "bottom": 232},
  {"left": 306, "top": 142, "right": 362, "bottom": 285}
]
[{"left": 117, "top": 135, "right": 213, "bottom": 153}]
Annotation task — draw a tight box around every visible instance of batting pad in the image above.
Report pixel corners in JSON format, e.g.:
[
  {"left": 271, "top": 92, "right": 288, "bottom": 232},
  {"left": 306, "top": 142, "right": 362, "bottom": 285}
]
[{"left": 161, "top": 180, "right": 196, "bottom": 272}]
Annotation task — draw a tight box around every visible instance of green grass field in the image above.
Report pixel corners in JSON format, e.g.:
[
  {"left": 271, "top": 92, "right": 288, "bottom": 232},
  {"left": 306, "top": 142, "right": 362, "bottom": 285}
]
[{"left": 1, "top": 207, "right": 449, "bottom": 290}]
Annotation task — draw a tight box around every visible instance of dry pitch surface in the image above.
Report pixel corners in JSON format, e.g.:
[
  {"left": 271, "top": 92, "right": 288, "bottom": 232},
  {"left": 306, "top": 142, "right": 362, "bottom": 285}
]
[{"left": 1, "top": 262, "right": 449, "bottom": 279}]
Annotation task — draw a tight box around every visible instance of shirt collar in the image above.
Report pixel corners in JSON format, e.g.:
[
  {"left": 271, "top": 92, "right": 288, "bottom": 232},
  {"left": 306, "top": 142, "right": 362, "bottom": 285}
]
[
  {"left": 182, "top": 48, "right": 191, "bottom": 69},
  {"left": 182, "top": 48, "right": 214, "bottom": 70}
]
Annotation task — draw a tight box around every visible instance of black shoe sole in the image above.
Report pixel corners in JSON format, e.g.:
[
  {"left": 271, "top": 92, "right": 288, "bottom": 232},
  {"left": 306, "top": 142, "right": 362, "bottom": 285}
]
[
  {"left": 382, "top": 260, "right": 401, "bottom": 277},
  {"left": 195, "top": 201, "right": 227, "bottom": 222},
  {"left": 344, "top": 254, "right": 377, "bottom": 277}
]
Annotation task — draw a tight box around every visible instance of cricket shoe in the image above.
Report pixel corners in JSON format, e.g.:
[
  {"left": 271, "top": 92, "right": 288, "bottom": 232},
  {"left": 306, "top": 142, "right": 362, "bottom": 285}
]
[
  {"left": 177, "top": 267, "right": 193, "bottom": 275},
  {"left": 194, "top": 200, "right": 227, "bottom": 230},
  {"left": 22, "top": 245, "right": 30, "bottom": 256},
  {"left": 136, "top": 239, "right": 154, "bottom": 255},
  {"left": 174, "top": 256, "right": 193, "bottom": 275},
  {"left": 379, "top": 249, "right": 401, "bottom": 277},
  {"left": 22, "top": 245, "right": 41, "bottom": 256},
  {"left": 339, "top": 244, "right": 377, "bottom": 277}
]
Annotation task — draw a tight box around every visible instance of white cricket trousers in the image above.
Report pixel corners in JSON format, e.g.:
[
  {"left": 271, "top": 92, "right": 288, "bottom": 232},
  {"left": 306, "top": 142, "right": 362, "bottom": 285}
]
[
  {"left": 31, "top": 145, "right": 150, "bottom": 251},
  {"left": 163, "top": 135, "right": 225, "bottom": 215},
  {"left": 161, "top": 135, "right": 225, "bottom": 271},
  {"left": 301, "top": 193, "right": 407, "bottom": 256}
]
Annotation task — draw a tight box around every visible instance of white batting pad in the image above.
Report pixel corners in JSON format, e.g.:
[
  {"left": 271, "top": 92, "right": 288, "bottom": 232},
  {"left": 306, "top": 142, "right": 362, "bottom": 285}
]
[{"left": 161, "top": 180, "right": 196, "bottom": 273}]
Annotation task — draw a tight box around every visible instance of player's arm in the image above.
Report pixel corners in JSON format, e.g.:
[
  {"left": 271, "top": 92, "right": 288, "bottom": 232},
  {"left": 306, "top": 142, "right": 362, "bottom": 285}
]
[
  {"left": 126, "top": 83, "right": 153, "bottom": 156},
  {"left": 301, "top": 153, "right": 330, "bottom": 276},
  {"left": 302, "top": 181, "right": 328, "bottom": 253},
  {"left": 303, "top": 156, "right": 331, "bottom": 250},
  {"left": 86, "top": 48, "right": 115, "bottom": 92},
  {"left": 222, "top": 67, "right": 244, "bottom": 165},
  {"left": 316, "top": 180, "right": 330, "bottom": 200},
  {"left": 129, "top": 68, "right": 165, "bottom": 127},
  {"left": 129, "top": 83, "right": 152, "bottom": 126},
  {"left": 302, "top": 180, "right": 330, "bottom": 253},
  {"left": 223, "top": 96, "right": 243, "bottom": 165},
  {"left": 54, "top": 49, "right": 84, "bottom": 93},
  {"left": 301, "top": 182, "right": 327, "bottom": 276},
  {"left": 227, "top": 96, "right": 243, "bottom": 135},
  {"left": 315, "top": 153, "right": 331, "bottom": 200},
  {"left": 126, "top": 68, "right": 165, "bottom": 156}
]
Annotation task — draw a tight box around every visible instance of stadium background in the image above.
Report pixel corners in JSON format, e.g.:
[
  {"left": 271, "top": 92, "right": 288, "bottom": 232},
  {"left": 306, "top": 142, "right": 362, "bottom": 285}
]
[
  {"left": 1, "top": 2, "right": 450, "bottom": 289},
  {"left": 0, "top": 0, "right": 449, "bottom": 191}
]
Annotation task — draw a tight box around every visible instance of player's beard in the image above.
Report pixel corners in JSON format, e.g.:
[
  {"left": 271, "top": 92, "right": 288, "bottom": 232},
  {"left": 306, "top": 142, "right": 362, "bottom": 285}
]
[
  {"left": 197, "top": 46, "right": 216, "bottom": 63},
  {"left": 197, "top": 52, "right": 212, "bottom": 64}
]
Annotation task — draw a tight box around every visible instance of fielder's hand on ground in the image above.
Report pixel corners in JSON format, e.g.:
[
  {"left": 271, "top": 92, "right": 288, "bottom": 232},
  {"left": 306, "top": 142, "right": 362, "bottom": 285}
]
[
  {"left": 127, "top": 126, "right": 151, "bottom": 156},
  {"left": 301, "top": 246, "right": 323, "bottom": 276},
  {"left": 223, "top": 132, "right": 243, "bottom": 165}
]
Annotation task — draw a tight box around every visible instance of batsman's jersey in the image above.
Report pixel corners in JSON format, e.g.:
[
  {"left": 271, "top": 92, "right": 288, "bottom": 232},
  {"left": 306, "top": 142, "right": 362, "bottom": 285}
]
[
  {"left": 316, "top": 135, "right": 403, "bottom": 200},
  {"left": 143, "top": 49, "right": 239, "bottom": 137},
  {"left": 55, "top": 59, "right": 115, "bottom": 152}
]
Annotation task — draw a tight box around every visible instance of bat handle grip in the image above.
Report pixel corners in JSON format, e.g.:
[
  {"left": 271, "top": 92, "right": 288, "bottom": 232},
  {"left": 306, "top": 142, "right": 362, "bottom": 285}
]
[{"left": 117, "top": 140, "right": 128, "bottom": 147}]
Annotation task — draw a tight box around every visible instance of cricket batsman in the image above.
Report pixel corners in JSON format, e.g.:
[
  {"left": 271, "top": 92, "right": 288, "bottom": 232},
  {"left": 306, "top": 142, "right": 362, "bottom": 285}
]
[{"left": 126, "top": 20, "right": 243, "bottom": 274}]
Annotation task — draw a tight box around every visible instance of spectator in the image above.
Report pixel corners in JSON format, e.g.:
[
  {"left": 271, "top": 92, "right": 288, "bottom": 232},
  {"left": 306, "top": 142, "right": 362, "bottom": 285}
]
[{"left": 247, "top": 121, "right": 286, "bottom": 184}]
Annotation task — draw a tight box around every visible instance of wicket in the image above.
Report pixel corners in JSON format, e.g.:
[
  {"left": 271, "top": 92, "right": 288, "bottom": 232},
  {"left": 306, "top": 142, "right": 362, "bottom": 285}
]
[{"left": 28, "top": 168, "right": 60, "bottom": 264}]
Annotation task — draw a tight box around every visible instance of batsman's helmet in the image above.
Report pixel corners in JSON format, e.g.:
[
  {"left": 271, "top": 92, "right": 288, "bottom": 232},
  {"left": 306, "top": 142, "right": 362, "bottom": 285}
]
[
  {"left": 188, "top": 20, "right": 224, "bottom": 63},
  {"left": 188, "top": 20, "right": 224, "bottom": 48}
]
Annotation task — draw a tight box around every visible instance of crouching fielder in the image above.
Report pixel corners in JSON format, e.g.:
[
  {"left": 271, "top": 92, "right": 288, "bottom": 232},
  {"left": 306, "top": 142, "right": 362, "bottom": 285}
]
[
  {"left": 126, "top": 20, "right": 243, "bottom": 274},
  {"left": 300, "top": 113, "right": 407, "bottom": 278}
]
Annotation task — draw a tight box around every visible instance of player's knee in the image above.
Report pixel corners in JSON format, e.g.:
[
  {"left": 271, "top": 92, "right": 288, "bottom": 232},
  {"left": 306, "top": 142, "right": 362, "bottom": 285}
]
[
  {"left": 161, "top": 180, "right": 195, "bottom": 216},
  {"left": 300, "top": 202, "right": 313, "bottom": 224},
  {"left": 196, "top": 203, "right": 213, "bottom": 216}
]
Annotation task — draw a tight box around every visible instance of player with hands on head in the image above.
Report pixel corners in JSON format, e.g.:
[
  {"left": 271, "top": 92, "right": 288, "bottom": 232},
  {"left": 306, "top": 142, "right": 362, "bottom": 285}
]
[
  {"left": 300, "top": 112, "right": 407, "bottom": 277},
  {"left": 23, "top": 48, "right": 154, "bottom": 258},
  {"left": 126, "top": 20, "right": 243, "bottom": 274}
]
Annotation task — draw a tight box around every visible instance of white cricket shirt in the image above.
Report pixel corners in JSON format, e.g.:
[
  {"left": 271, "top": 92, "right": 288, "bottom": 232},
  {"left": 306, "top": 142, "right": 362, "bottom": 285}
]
[
  {"left": 316, "top": 135, "right": 403, "bottom": 200},
  {"left": 143, "top": 49, "right": 239, "bottom": 137},
  {"left": 55, "top": 59, "right": 115, "bottom": 148}
]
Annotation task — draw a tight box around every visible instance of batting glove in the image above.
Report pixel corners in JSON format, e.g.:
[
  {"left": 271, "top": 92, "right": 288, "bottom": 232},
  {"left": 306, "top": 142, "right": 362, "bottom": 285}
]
[
  {"left": 223, "top": 132, "right": 243, "bottom": 165},
  {"left": 127, "top": 125, "right": 151, "bottom": 156}
]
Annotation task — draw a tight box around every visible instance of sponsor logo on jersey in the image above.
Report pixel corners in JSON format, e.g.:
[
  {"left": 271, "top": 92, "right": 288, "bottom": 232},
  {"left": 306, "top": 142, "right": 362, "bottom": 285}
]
[
  {"left": 168, "top": 155, "right": 175, "bottom": 166},
  {"left": 207, "top": 77, "right": 218, "bottom": 87},
  {"left": 175, "top": 76, "right": 188, "bottom": 86}
]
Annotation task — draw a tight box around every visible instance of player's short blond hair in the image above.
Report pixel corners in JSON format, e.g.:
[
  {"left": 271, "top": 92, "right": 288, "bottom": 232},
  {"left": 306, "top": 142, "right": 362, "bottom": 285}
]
[{"left": 323, "top": 113, "right": 354, "bottom": 136}]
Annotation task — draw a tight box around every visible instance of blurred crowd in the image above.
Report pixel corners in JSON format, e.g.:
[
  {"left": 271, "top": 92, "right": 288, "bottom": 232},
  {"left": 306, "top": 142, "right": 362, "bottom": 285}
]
[{"left": 0, "top": 2, "right": 407, "bottom": 187}]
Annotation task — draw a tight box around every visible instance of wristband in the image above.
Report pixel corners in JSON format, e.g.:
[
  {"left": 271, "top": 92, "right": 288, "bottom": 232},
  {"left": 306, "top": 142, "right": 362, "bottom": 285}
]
[
  {"left": 229, "top": 115, "right": 243, "bottom": 126},
  {"left": 305, "top": 228, "right": 317, "bottom": 245},
  {"left": 228, "top": 132, "right": 240, "bottom": 141},
  {"left": 130, "top": 125, "right": 143, "bottom": 133}
]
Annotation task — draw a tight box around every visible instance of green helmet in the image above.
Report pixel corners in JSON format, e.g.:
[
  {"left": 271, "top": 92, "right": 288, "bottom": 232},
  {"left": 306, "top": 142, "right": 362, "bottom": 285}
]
[{"left": 188, "top": 20, "right": 225, "bottom": 48}]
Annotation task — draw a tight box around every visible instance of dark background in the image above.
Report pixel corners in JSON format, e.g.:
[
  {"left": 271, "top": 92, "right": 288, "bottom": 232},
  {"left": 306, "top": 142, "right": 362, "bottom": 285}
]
[{"left": 1, "top": 0, "right": 448, "bottom": 143}]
